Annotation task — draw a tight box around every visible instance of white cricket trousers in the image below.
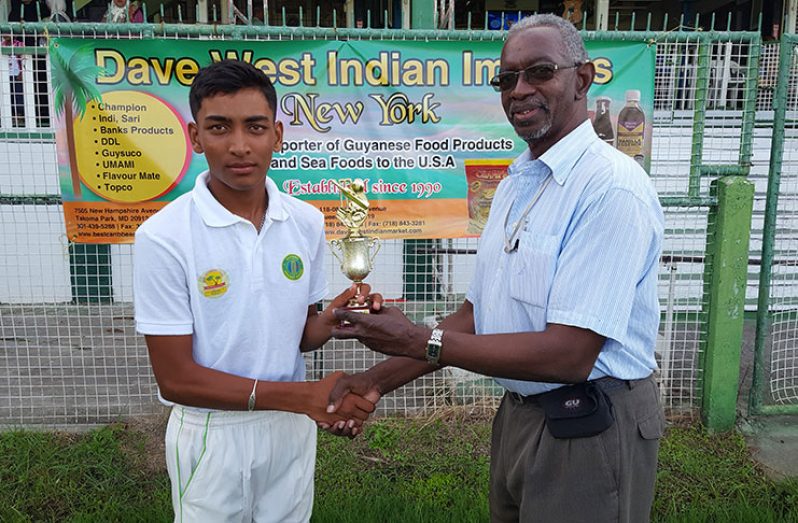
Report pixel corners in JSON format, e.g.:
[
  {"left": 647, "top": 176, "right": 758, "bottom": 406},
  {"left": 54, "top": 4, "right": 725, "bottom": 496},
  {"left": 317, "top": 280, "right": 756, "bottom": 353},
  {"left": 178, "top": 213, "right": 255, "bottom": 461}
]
[{"left": 165, "top": 406, "right": 317, "bottom": 523}]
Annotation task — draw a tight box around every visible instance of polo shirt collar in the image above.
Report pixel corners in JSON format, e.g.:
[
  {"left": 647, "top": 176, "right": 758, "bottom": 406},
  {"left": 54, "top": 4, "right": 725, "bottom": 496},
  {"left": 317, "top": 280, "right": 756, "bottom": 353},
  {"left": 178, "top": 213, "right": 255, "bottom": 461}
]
[
  {"left": 508, "top": 119, "right": 597, "bottom": 186},
  {"left": 192, "top": 171, "right": 289, "bottom": 228},
  {"left": 264, "top": 177, "right": 289, "bottom": 222}
]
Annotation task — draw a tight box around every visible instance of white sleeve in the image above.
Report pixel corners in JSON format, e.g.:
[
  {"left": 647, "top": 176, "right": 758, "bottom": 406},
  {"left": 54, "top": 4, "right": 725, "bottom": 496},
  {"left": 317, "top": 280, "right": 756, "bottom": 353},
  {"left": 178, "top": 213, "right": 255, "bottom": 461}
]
[
  {"left": 133, "top": 229, "right": 194, "bottom": 335},
  {"left": 306, "top": 215, "right": 329, "bottom": 305}
]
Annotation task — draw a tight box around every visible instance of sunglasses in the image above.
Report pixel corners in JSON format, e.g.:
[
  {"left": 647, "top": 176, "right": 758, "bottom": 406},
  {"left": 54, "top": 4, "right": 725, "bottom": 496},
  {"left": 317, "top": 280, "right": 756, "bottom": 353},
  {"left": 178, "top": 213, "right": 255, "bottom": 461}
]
[{"left": 489, "top": 62, "right": 583, "bottom": 92}]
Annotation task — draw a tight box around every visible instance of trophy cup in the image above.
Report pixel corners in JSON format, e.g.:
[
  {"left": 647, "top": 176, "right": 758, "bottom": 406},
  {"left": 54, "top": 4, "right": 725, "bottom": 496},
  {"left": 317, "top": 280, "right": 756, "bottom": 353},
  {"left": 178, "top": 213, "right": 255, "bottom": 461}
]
[{"left": 329, "top": 178, "right": 380, "bottom": 313}]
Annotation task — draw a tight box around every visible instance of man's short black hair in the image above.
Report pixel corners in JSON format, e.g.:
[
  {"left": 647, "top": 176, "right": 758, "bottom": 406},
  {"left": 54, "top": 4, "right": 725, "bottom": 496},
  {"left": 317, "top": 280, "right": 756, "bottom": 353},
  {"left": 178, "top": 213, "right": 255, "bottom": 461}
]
[{"left": 189, "top": 59, "right": 277, "bottom": 119}]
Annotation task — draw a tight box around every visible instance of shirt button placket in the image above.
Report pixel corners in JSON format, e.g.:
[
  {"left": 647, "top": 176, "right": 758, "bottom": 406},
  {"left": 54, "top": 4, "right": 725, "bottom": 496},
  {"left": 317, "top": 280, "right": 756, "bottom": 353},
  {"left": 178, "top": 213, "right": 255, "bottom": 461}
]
[{"left": 248, "top": 222, "right": 264, "bottom": 289}]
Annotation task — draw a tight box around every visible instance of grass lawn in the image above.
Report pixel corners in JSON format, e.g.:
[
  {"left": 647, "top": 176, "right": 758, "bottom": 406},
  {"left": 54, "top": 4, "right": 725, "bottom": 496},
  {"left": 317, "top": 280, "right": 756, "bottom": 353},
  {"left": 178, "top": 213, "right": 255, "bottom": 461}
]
[{"left": 1, "top": 410, "right": 797, "bottom": 522}]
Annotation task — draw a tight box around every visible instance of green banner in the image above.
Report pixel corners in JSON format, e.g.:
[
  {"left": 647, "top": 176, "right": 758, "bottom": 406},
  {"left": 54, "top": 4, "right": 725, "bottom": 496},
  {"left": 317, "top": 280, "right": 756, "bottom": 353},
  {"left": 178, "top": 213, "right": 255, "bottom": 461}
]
[{"left": 52, "top": 38, "right": 654, "bottom": 243}]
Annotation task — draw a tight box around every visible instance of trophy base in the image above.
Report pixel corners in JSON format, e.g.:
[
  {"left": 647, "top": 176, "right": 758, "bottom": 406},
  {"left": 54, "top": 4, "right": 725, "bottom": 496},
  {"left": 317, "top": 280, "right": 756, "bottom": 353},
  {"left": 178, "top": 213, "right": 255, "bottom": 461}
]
[{"left": 339, "top": 300, "right": 370, "bottom": 325}]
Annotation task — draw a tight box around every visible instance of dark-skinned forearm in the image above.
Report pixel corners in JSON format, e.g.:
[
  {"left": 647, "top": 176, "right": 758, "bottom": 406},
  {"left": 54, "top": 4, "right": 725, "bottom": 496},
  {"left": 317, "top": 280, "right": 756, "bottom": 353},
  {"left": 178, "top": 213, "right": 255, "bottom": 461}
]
[
  {"left": 435, "top": 324, "right": 603, "bottom": 383},
  {"left": 363, "top": 299, "right": 478, "bottom": 395},
  {"left": 357, "top": 357, "right": 437, "bottom": 395}
]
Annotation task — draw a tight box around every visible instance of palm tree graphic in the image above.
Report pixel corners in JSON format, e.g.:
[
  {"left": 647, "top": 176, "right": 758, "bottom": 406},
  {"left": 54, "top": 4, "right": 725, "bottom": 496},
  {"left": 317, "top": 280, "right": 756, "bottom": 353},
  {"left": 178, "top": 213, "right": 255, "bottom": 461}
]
[{"left": 50, "top": 41, "right": 104, "bottom": 198}]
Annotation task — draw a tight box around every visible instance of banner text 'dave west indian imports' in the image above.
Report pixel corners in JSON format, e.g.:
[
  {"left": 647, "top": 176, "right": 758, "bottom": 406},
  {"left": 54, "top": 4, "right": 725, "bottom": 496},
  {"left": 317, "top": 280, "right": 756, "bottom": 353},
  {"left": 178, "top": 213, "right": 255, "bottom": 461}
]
[{"left": 52, "top": 39, "right": 654, "bottom": 243}]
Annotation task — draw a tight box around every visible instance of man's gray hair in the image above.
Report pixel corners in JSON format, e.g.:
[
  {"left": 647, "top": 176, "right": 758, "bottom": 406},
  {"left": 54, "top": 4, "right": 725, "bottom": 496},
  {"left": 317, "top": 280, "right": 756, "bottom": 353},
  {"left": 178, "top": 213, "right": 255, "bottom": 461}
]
[{"left": 507, "top": 14, "right": 589, "bottom": 64}]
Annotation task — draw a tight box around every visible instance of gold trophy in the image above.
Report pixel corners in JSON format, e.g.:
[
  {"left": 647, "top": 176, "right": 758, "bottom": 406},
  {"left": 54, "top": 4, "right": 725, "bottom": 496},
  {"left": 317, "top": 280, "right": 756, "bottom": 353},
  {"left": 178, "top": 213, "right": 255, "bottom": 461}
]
[{"left": 329, "top": 178, "right": 380, "bottom": 313}]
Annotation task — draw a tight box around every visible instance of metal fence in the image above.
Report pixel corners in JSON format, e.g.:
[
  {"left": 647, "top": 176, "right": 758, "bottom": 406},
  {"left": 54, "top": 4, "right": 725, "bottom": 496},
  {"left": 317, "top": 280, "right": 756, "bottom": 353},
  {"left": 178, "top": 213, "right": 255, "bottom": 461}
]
[
  {"left": 0, "top": 20, "right": 768, "bottom": 428},
  {"left": 752, "top": 36, "right": 798, "bottom": 415}
]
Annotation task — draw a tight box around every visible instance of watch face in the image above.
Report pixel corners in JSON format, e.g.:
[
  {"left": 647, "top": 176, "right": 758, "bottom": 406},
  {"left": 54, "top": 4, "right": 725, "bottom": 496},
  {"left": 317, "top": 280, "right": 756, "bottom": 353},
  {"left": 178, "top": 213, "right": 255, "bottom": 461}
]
[
  {"left": 426, "top": 343, "right": 441, "bottom": 364},
  {"left": 426, "top": 329, "right": 443, "bottom": 364}
]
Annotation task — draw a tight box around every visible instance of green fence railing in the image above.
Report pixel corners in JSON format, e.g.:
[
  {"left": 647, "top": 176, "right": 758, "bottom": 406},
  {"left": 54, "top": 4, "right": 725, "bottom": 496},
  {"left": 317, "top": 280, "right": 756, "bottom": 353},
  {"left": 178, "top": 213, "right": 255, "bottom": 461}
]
[{"left": 752, "top": 33, "right": 798, "bottom": 416}]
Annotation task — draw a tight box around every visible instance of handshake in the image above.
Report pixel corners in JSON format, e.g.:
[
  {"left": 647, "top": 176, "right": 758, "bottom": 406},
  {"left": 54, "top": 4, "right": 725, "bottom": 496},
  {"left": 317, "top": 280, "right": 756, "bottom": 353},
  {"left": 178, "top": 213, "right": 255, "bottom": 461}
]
[
  {"left": 305, "top": 283, "right": 434, "bottom": 438},
  {"left": 308, "top": 370, "right": 380, "bottom": 438}
]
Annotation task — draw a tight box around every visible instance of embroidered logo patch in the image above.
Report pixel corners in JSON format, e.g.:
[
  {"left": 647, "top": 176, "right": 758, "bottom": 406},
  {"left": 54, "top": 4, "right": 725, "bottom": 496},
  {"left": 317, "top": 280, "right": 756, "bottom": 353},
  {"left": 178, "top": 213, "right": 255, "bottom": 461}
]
[
  {"left": 198, "top": 269, "right": 229, "bottom": 298},
  {"left": 281, "top": 254, "right": 304, "bottom": 281}
]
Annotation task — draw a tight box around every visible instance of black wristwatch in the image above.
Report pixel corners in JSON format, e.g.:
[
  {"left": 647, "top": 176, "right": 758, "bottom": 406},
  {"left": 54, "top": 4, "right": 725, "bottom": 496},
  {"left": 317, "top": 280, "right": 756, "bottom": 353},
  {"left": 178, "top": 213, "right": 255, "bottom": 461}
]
[{"left": 425, "top": 328, "right": 444, "bottom": 365}]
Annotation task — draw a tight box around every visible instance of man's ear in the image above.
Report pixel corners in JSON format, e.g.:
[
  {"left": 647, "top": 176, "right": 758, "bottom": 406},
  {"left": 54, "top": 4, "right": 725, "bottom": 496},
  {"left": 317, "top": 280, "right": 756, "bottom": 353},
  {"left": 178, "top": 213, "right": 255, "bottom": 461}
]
[
  {"left": 273, "top": 120, "right": 284, "bottom": 152},
  {"left": 574, "top": 61, "right": 595, "bottom": 100},
  {"left": 188, "top": 122, "right": 203, "bottom": 154}
]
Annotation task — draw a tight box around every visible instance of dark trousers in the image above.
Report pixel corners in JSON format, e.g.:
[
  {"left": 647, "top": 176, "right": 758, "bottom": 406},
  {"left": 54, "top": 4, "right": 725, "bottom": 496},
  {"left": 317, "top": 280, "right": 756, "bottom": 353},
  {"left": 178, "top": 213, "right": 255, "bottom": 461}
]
[{"left": 489, "top": 375, "right": 665, "bottom": 523}]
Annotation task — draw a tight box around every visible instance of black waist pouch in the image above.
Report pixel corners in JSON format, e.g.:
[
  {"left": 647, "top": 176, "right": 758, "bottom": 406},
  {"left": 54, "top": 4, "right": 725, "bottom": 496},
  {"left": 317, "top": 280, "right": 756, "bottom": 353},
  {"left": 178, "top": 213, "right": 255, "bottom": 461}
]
[{"left": 538, "top": 382, "right": 614, "bottom": 439}]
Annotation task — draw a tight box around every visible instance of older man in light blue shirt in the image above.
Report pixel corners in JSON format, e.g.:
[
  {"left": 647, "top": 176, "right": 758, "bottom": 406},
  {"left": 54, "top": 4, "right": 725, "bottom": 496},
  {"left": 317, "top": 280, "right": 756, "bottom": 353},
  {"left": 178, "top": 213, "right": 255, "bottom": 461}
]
[
  {"left": 471, "top": 117, "right": 663, "bottom": 398},
  {"left": 330, "top": 13, "right": 666, "bottom": 523}
]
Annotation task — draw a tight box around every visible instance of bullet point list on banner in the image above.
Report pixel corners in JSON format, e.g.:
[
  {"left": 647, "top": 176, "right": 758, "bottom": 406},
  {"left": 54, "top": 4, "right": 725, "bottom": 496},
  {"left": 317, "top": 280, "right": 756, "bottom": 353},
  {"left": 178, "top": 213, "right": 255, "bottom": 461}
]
[{"left": 75, "top": 90, "right": 190, "bottom": 204}]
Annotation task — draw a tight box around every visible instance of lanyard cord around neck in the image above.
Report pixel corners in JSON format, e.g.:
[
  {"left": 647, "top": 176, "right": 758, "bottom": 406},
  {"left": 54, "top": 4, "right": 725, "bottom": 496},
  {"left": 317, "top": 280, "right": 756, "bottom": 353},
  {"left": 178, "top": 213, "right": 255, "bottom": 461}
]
[{"left": 503, "top": 174, "right": 552, "bottom": 253}]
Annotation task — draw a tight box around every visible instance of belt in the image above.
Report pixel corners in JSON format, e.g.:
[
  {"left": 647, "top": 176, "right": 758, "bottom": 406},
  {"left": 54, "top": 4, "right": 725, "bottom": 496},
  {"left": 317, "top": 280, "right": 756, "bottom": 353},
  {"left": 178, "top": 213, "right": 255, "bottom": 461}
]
[{"left": 508, "top": 376, "right": 638, "bottom": 405}]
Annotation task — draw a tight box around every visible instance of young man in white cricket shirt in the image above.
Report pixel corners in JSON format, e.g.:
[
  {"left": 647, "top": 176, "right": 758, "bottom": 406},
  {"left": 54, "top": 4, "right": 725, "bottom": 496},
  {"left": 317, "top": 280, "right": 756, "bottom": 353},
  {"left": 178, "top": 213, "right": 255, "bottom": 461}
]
[{"left": 133, "top": 59, "right": 379, "bottom": 522}]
